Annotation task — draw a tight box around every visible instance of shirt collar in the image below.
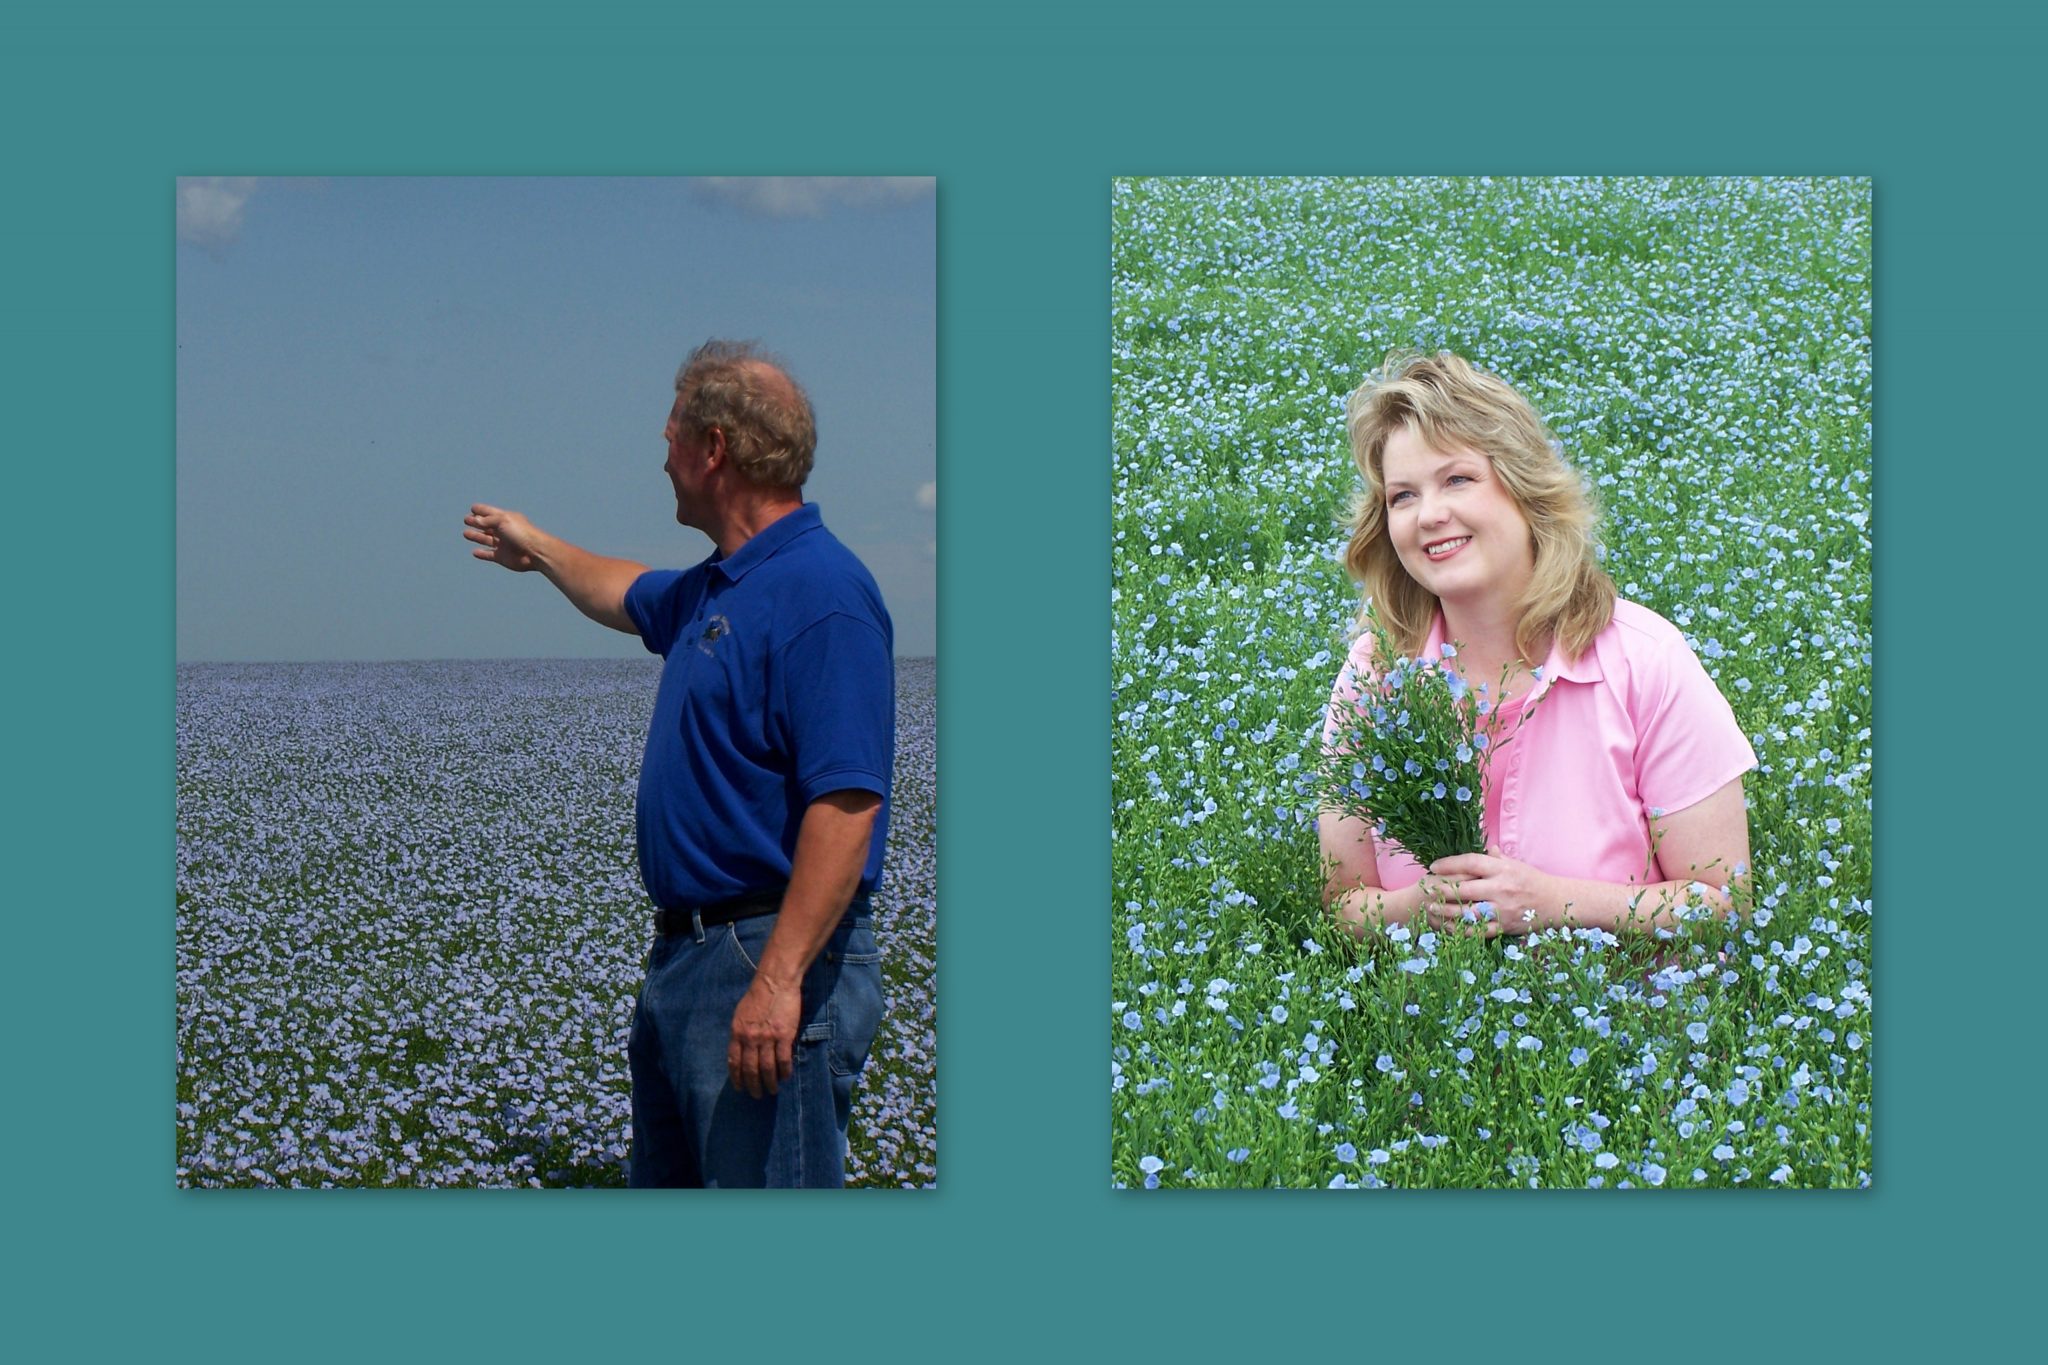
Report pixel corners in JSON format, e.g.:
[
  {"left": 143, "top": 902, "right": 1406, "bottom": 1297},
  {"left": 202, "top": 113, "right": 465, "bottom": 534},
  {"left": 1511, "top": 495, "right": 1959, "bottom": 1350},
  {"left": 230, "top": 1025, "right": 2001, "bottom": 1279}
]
[
  {"left": 1423, "top": 608, "right": 1603, "bottom": 702},
  {"left": 710, "top": 503, "right": 822, "bottom": 583},
  {"left": 1538, "top": 632, "right": 1603, "bottom": 686}
]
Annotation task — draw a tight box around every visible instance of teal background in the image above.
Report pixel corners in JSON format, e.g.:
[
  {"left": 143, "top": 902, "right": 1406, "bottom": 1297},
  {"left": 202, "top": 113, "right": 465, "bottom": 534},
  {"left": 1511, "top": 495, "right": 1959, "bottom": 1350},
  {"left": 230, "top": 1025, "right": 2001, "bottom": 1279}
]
[{"left": 6, "top": 0, "right": 2035, "bottom": 1353}]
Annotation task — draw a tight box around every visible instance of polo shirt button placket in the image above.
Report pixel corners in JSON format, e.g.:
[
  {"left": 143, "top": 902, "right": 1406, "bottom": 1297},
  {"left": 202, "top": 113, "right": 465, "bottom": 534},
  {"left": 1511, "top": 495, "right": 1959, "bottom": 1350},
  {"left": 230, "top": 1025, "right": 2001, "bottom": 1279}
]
[{"left": 1500, "top": 753, "right": 1520, "bottom": 856}]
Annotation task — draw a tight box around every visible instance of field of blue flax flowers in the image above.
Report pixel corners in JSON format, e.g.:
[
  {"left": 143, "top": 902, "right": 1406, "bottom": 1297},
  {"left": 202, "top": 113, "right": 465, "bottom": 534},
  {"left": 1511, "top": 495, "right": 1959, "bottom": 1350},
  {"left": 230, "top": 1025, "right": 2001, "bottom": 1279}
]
[
  {"left": 177, "top": 657, "right": 937, "bottom": 1188},
  {"left": 1110, "top": 178, "right": 1870, "bottom": 1189}
]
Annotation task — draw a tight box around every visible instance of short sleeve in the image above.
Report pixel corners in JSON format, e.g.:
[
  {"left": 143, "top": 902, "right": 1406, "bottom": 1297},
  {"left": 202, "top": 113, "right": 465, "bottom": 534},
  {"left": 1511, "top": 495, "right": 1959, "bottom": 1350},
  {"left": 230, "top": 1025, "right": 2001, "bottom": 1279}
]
[
  {"left": 1630, "top": 630, "right": 1759, "bottom": 815},
  {"left": 774, "top": 612, "right": 894, "bottom": 804},
  {"left": 624, "top": 570, "right": 685, "bottom": 656},
  {"left": 1321, "top": 629, "right": 1381, "bottom": 752}
]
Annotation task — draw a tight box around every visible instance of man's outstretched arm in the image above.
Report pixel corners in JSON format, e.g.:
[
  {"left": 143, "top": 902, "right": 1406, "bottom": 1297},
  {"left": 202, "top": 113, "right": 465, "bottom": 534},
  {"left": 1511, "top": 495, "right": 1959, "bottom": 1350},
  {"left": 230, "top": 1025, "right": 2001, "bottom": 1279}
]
[
  {"left": 727, "top": 790, "right": 882, "bottom": 1099},
  {"left": 464, "top": 503, "right": 646, "bottom": 635}
]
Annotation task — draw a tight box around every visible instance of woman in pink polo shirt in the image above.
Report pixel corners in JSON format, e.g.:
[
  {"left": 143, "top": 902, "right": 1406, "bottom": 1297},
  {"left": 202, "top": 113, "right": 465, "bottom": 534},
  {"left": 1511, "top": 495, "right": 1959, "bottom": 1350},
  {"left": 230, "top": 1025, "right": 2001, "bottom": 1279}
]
[{"left": 1318, "top": 352, "right": 1756, "bottom": 939}]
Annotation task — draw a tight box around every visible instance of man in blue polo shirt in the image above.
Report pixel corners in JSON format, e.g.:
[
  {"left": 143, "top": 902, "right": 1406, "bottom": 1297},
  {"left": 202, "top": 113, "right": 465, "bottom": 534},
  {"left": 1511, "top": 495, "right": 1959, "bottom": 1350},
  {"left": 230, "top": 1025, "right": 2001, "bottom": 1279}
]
[{"left": 463, "top": 340, "right": 893, "bottom": 1187}]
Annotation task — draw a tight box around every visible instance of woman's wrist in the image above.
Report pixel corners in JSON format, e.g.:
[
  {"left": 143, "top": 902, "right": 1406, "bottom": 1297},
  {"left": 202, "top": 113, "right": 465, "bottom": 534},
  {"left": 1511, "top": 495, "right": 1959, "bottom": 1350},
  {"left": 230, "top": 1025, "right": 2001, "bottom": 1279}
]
[
  {"left": 1386, "top": 882, "right": 1425, "bottom": 928},
  {"left": 1516, "top": 871, "right": 1564, "bottom": 932}
]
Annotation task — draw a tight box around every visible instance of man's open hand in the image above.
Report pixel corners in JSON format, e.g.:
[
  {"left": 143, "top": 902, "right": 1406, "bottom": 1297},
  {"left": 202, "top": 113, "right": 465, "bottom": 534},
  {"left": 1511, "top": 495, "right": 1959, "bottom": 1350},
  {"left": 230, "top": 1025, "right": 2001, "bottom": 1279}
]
[
  {"left": 464, "top": 504, "right": 544, "bottom": 572},
  {"left": 728, "top": 974, "right": 800, "bottom": 1098}
]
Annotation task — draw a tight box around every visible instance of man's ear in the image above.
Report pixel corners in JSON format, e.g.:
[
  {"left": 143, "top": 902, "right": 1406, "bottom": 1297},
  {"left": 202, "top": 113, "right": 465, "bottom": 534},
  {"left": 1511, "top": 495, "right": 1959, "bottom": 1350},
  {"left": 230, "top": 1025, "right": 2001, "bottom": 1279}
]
[{"left": 702, "top": 425, "right": 728, "bottom": 469}]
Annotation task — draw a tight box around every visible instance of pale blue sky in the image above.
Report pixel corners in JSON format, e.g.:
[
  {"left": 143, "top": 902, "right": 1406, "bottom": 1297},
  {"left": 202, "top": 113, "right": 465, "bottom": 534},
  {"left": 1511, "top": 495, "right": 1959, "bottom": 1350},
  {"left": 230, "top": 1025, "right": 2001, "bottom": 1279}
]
[{"left": 177, "top": 177, "right": 936, "bottom": 660}]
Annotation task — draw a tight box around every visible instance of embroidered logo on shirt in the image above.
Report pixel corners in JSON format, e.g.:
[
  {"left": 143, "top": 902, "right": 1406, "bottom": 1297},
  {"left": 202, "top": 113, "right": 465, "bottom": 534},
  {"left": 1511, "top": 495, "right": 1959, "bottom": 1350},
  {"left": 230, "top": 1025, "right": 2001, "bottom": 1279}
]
[{"left": 697, "top": 614, "right": 732, "bottom": 656}]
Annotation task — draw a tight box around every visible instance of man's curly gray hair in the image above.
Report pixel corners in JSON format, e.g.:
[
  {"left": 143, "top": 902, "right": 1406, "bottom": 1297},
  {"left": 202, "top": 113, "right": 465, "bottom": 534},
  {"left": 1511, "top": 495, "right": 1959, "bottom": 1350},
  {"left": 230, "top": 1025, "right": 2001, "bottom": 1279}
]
[{"left": 673, "top": 340, "right": 817, "bottom": 488}]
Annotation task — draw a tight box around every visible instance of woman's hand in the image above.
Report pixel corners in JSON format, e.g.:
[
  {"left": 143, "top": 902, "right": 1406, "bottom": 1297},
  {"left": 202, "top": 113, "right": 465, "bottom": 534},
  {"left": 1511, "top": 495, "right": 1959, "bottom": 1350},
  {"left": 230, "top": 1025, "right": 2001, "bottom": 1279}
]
[{"left": 1421, "top": 846, "right": 1560, "bottom": 936}]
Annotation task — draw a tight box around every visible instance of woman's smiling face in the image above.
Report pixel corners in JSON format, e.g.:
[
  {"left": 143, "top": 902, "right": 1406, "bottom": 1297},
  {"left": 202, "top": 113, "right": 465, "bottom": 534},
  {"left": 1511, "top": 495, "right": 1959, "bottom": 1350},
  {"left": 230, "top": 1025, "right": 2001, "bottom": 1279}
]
[{"left": 1380, "top": 423, "right": 1535, "bottom": 610}]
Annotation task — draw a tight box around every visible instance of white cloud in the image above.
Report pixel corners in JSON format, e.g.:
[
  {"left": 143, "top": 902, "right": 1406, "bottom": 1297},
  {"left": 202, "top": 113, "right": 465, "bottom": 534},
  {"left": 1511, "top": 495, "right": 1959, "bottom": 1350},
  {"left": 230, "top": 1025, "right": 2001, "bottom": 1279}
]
[
  {"left": 694, "top": 177, "right": 933, "bottom": 219},
  {"left": 177, "top": 177, "right": 261, "bottom": 248},
  {"left": 914, "top": 480, "right": 937, "bottom": 511}
]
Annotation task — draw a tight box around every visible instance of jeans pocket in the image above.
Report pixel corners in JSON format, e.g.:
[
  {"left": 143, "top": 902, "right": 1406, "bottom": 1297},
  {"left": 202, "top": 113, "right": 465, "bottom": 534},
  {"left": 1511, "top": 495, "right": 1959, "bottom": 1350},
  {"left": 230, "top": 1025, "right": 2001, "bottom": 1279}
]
[
  {"left": 827, "top": 959, "right": 884, "bottom": 1078},
  {"left": 826, "top": 919, "right": 884, "bottom": 966},
  {"left": 724, "top": 919, "right": 766, "bottom": 974}
]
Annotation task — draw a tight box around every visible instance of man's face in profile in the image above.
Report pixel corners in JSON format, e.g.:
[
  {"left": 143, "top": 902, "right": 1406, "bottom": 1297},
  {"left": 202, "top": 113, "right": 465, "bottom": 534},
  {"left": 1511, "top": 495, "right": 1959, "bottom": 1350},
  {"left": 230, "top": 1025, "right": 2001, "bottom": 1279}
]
[{"left": 664, "top": 393, "right": 712, "bottom": 529}]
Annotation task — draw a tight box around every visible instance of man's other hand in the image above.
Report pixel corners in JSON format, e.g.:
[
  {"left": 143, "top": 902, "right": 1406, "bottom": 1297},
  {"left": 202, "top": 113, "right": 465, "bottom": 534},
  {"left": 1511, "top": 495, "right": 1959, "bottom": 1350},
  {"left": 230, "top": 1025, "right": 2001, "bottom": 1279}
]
[
  {"left": 464, "top": 504, "right": 544, "bottom": 572},
  {"left": 728, "top": 974, "right": 800, "bottom": 1098}
]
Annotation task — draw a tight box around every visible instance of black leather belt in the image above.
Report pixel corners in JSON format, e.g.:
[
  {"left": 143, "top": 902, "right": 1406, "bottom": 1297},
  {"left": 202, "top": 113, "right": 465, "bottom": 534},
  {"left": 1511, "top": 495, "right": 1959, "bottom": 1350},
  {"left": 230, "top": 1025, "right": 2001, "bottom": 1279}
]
[{"left": 653, "top": 887, "right": 786, "bottom": 936}]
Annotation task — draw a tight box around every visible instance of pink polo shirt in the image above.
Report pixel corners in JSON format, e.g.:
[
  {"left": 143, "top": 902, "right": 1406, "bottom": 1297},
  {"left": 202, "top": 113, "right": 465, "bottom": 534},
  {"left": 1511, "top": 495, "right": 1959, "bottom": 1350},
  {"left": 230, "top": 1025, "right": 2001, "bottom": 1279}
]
[{"left": 1321, "top": 599, "right": 1757, "bottom": 890}]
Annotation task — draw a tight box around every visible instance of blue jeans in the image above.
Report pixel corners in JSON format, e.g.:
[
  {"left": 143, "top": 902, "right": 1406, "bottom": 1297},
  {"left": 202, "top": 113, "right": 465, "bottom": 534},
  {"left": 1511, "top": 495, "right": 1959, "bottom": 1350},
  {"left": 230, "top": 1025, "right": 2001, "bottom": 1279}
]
[{"left": 628, "top": 908, "right": 883, "bottom": 1188}]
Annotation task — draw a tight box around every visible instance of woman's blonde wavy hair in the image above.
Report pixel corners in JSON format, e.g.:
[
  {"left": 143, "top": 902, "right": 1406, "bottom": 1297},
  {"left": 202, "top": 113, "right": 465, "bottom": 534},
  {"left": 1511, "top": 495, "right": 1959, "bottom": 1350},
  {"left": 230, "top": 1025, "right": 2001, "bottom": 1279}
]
[{"left": 1343, "top": 350, "right": 1613, "bottom": 663}]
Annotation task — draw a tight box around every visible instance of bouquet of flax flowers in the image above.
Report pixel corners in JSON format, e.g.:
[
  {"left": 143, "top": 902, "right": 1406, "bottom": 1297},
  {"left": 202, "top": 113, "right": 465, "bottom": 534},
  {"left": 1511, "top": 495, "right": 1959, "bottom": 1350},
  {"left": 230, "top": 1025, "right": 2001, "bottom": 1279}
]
[{"left": 1318, "top": 610, "right": 1537, "bottom": 869}]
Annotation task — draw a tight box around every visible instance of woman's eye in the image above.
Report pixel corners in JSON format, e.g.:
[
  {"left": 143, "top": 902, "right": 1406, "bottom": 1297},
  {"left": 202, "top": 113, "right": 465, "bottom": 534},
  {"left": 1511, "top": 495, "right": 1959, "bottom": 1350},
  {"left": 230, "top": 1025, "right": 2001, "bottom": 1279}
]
[
  {"left": 1447, "top": 474, "right": 1473, "bottom": 487},
  {"left": 1388, "top": 491, "right": 1412, "bottom": 507}
]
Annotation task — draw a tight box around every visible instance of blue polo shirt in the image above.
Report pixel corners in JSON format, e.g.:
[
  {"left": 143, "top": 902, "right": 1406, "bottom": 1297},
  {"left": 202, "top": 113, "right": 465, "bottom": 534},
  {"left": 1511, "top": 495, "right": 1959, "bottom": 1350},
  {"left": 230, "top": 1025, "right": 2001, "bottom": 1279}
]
[{"left": 623, "top": 503, "right": 894, "bottom": 909}]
